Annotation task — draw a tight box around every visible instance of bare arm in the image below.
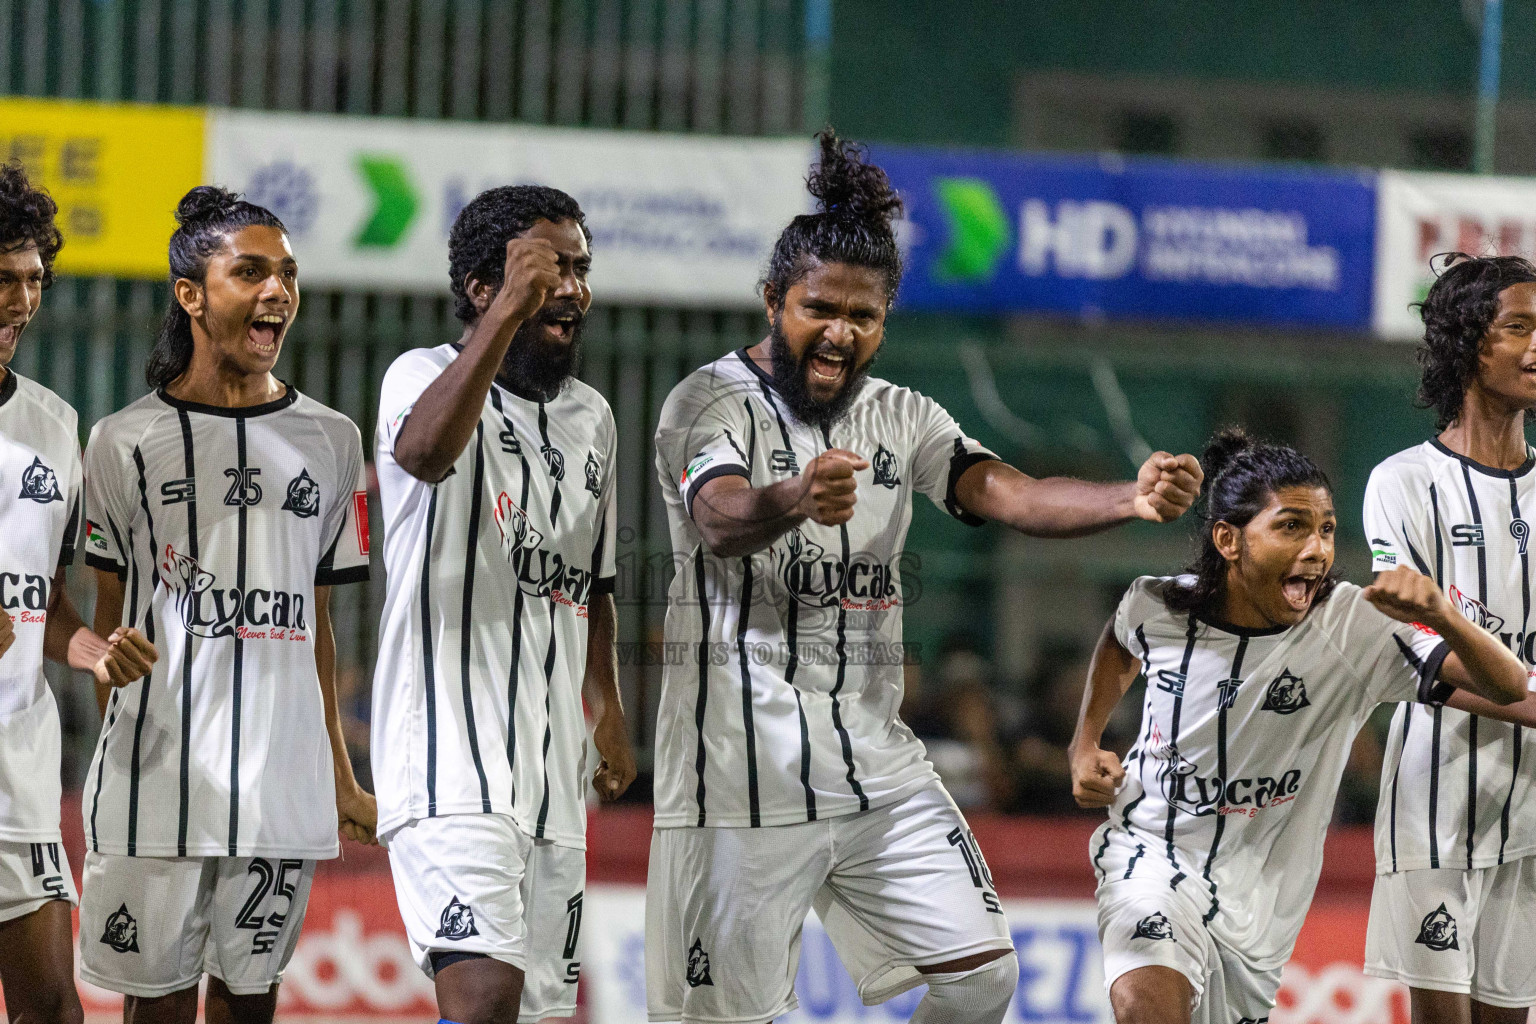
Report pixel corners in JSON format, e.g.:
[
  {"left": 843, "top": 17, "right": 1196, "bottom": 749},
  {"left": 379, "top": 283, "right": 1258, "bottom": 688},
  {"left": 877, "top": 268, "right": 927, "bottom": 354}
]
[
  {"left": 953, "top": 452, "right": 1203, "bottom": 538},
  {"left": 1364, "top": 566, "right": 1526, "bottom": 706},
  {"left": 44, "top": 566, "right": 155, "bottom": 706},
  {"left": 692, "top": 449, "right": 868, "bottom": 559},
  {"left": 392, "top": 238, "right": 561, "bottom": 482},
  {"left": 314, "top": 586, "right": 377, "bottom": 845},
  {"left": 583, "top": 593, "right": 636, "bottom": 801},
  {"left": 92, "top": 569, "right": 126, "bottom": 717},
  {"left": 1068, "top": 618, "right": 1141, "bottom": 808}
]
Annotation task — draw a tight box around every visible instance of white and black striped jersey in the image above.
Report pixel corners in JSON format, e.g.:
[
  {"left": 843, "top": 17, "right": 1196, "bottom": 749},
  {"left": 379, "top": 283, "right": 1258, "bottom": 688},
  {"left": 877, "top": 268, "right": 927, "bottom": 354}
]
[
  {"left": 369, "top": 345, "right": 617, "bottom": 849},
  {"left": 1093, "top": 576, "right": 1449, "bottom": 969},
  {"left": 0, "top": 371, "right": 81, "bottom": 843},
  {"left": 651, "top": 349, "right": 999, "bottom": 829},
  {"left": 80, "top": 387, "right": 370, "bottom": 859},
  {"left": 1366, "top": 440, "right": 1536, "bottom": 873}
]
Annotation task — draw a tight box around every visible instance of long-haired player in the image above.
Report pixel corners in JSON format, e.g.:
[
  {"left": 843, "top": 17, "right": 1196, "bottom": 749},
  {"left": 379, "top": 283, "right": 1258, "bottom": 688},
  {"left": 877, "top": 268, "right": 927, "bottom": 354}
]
[{"left": 77, "top": 186, "right": 375, "bottom": 1024}]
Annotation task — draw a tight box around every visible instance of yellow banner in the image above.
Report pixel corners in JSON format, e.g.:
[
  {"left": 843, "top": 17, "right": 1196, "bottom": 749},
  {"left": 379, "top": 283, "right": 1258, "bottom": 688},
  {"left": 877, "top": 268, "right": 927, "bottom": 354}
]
[{"left": 1, "top": 98, "right": 205, "bottom": 278}]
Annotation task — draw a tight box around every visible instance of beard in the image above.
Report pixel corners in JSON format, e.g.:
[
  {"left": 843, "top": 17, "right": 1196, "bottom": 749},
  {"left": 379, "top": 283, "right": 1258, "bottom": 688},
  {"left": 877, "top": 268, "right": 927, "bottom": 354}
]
[
  {"left": 496, "top": 301, "right": 586, "bottom": 399},
  {"left": 767, "top": 315, "right": 880, "bottom": 430}
]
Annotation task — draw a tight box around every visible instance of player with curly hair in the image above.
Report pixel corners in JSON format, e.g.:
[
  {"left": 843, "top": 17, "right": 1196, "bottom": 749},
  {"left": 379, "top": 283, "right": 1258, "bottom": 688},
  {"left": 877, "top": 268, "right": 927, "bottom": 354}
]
[
  {"left": 1362, "top": 253, "right": 1536, "bottom": 1023},
  {"left": 370, "top": 185, "right": 636, "bottom": 1023},
  {"left": 645, "top": 130, "right": 1203, "bottom": 1024},
  {"left": 0, "top": 161, "right": 157, "bottom": 1023}
]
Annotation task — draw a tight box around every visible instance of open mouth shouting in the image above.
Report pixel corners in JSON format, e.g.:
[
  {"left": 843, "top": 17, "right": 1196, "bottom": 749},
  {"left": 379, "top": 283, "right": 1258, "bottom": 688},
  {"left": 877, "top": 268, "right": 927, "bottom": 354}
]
[
  {"left": 1280, "top": 572, "right": 1323, "bottom": 613},
  {"left": 0, "top": 320, "right": 24, "bottom": 352},
  {"left": 807, "top": 345, "right": 852, "bottom": 388},
  {"left": 247, "top": 312, "right": 287, "bottom": 356},
  {"left": 537, "top": 306, "right": 583, "bottom": 344}
]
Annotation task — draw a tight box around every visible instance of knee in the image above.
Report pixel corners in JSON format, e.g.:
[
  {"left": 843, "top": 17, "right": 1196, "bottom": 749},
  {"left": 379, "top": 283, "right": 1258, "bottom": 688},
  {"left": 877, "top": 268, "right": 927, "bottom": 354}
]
[
  {"left": 17, "top": 985, "right": 84, "bottom": 1024},
  {"left": 917, "top": 952, "right": 1019, "bottom": 1024}
]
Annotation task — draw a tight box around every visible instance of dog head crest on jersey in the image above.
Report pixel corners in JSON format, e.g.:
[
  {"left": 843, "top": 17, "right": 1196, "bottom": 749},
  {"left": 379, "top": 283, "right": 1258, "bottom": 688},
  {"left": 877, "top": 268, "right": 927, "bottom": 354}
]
[
  {"left": 18, "top": 456, "right": 61, "bottom": 503},
  {"left": 1261, "top": 669, "right": 1310, "bottom": 714},
  {"left": 871, "top": 444, "right": 901, "bottom": 488},
  {"left": 686, "top": 938, "right": 714, "bottom": 987},
  {"left": 101, "top": 903, "right": 140, "bottom": 952},
  {"left": 1415, "top": 903, "right": 1459, "bottom": 951},
  {"left": 1133, "top": 912, "right": 1174, "bottom": 941},
  {"left": 281, "top": 467, "right": 321, "bottom": 518},
  {"left": 435, "top": 895, "right": 479, "bottom": 940}
]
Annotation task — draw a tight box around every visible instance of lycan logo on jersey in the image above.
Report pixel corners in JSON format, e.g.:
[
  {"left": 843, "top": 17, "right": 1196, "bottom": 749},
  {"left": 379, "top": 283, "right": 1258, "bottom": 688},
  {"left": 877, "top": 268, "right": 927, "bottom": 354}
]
[
  {"left": 281, "top": 468, "right": 321, "bottom": 518},
  {"left": 1158, "top": 754, "right": 1303, "bottom": 818},
  {"left": 1449, "top": 585, "right": 1505, "bottom": 633},
  {"left": 160, "top": 545, "right": 309, "bottom": 639},
  {"left": 493, "top": 493, "right": 545, "bottom": 558},
  {"left": 492, "top": 492, "right": 596, "bottom": 610},
  {"left": 774, "top": 528, "right": 901, "bottom": 611},
  {"left": 17, "top": 456, "right": 61, "bottom": 503}
]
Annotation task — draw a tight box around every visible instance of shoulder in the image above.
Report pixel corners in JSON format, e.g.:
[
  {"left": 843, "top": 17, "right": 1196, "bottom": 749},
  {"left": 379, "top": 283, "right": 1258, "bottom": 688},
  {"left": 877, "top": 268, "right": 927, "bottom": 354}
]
[
  {"left": 289, "top": 391, "right": 361, "bottom": 435},
  {"left": 1117, "top": 575, "right": 1181, "bottom": 622},
  {"left": 1367, "top": 443, "right": 1437, "bottom": 493},
  {"left": 856, "top": 376, "right": 933, "bottom": 413},
  {"left": 659, "top": 354, "right": 757, "bottom": 423},
  {"left": 86, "top": 392, "right": 171, "bottom": 453},
  {"left": 555, "top": 377, "right": 612, "bottom": 422},
  {"left": 1308, "top": 581, "right": 1376, "bottom": 635},
  {"left": 384, "top": 345, "right": 454, "bottom": 383},
  {"left": 11, "top": 374, "right": 78, "bottom": 437}
]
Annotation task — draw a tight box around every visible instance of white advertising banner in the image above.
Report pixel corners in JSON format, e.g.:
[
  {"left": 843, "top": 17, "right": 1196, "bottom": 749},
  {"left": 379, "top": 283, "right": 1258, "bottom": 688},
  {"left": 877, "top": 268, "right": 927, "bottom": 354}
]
[
  {"left": 1374, "top": 169, "right": 1536, "bottom": 339},
  {"left": 205, "top": 110, "right": 812, "bottom": 307}
]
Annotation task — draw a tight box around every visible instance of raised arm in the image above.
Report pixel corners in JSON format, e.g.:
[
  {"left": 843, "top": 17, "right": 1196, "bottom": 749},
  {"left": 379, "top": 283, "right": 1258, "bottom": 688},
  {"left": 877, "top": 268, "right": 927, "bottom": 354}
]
[
  {"left": 953, "top": 452, "right": 1202, "bottom": 537},
  {"left": 691, "top": 448, "right": 868, "bottom": 559},
  {"left": 1068, "top": 618, "right": 1142, "bottom": 808},
  {"left": 1364, "top": 566, "right": 1525, "bottom": 706},
  {"left": 392, "top": 238, "right": 561, "bottom": 482}
]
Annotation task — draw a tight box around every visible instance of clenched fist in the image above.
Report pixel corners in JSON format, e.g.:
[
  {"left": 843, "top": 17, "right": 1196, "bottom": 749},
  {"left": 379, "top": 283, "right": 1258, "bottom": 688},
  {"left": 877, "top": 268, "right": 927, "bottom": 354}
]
[
  {"left": 1363, "top": 565, "right": 1454, "bottom": 631},
  {"left": 1133, "top": 452, "right": 1203, "bottom": 524},
  {"left": 1070, "top": 742, "right": 1126, "bottom": 809},
  {"left": 795, "top": 449, "right": 869, "bottom": 527},
  {"left": 488, "top": 237, "right": 563, "bottom": 325},
  {"left": 93, "top": 627, "right": 157, "bottom": 688}
]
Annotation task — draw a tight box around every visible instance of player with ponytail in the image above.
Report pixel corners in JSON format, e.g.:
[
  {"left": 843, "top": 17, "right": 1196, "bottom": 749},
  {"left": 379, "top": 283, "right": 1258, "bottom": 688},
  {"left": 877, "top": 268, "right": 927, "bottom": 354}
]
[
  {"left": 646, "top": 131, "right": 1205, "bottom": 1024},
  {"left": 1072, "top": 428, "right": 1526, "bottom": 1024}
]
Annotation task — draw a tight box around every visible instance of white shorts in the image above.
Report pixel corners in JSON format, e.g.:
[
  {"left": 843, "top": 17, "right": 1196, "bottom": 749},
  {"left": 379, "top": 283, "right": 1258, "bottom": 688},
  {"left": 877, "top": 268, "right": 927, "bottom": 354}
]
[
  {"left": 385, "top": 813, "right": 586, "bottom": 1023},
  {"left": 0, "top": 840, "right": 76, "bottom": 923},
  {"left": 78, "top": 853, "right": 316, "bottom": 998},
  {"left": 1096, "top": 875, "right": 1282, "bottom": 1024},
  {"left": 1365, "top": 859, "right": 1536, "bottom": 1007},
  {"left": 645, "top": 781, "right": 1014, "bottom": 1024}
]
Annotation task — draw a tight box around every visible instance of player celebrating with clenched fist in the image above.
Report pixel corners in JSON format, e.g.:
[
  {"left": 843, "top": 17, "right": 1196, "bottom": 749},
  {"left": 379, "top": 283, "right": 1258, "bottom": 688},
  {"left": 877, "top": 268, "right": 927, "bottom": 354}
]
[{"left": 646, "top": 129, "right": 1202, "bottom": 1024}]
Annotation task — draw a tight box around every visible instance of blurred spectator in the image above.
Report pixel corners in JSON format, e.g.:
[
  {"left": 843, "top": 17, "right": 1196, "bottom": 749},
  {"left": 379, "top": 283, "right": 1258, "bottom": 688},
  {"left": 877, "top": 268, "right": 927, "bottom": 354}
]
[
  {"left": 1012, "top": 647, "right": 1140, "bottom": 816},
  {"left": 906, "top": 643, "right": 1018, "bottom": 811}
]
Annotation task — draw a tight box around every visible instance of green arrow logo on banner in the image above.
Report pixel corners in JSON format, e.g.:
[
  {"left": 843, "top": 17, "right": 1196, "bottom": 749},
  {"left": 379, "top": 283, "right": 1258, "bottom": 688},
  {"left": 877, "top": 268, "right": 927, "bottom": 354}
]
[
  {"left": 354, "top": 155, "right": 419, "bottom": 248},
  {"left": 933, "top": 177, "right": 1011, "bottom": 284}
]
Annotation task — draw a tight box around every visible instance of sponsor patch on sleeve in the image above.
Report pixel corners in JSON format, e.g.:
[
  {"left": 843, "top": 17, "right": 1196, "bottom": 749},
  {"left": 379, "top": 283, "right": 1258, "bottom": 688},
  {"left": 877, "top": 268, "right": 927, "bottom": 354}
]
[
  {"left": 353, "top": 491, "right": 370, "bottom": 555},
  {"left": 85, "top": 519, "right": 110, "bottom": 555}
]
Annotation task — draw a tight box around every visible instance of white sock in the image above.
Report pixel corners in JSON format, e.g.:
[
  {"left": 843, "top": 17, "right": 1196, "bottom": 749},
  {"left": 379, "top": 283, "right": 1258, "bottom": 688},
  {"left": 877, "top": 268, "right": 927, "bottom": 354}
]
[{"left": 908, "top": 952, "right": 1019, "bottom": 1024}]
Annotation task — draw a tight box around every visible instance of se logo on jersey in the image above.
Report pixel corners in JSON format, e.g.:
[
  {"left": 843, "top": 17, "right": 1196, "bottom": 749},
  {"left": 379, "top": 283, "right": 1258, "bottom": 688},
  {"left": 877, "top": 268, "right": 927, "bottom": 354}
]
[{"left": 18, "top": 456, "right": 61, "bottom": 504}]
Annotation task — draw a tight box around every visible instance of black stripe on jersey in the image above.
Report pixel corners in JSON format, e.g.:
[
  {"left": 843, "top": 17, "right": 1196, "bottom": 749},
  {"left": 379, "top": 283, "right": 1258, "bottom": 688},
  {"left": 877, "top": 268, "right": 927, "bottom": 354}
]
[
  {"left": 944, "top": 446, "right": 1000, "bottom": 526},
  {"left": 175, "top": 410, "right": 198, "bottom": 858},
  {"left": 736, "top": 401, "right": 762, "bottom": 825},
  {"left": 1428, "top": 482, "right": 1444, "bottom": 869},
  {"left": 1389, "top": 706, "right": 1412, "bottom": 872},
  {"left": 127, "top": 447, "right": 161, "bottom": 855},
  {"left": 1123, "top": 843, "right": 1146, "bottom": 879},
  {"left": 460, "top": 424, "right": 493, "bottom": 813},
  {"left": 756, "top": 383, "right": 815, "bottom": 820},
  {"left": 1202, "top": 635, "right": 1250, "bottom": 924},
  {"left": 1460, "top": 464, "right": 1486, "bottom": 869},
  {"left": 1430, "top": 484, "right": 1445, "bottom": 586},
  {"left": 490, "top": 389, "right": 532, "bottom": 795},
  {"left": 421, "top": 488, "right": 440, "bottom": 816},
  {"left": 1501, "top": 479, "right": 1530, "bottom": 864},
  {"left": 538, "top": 401, "right": 563, "bottom": 528},
  {"left": 1162, "top": 615, "right": 1200, "bottom": 882},
  {"left": 228, "top": 417, "right": 250, "bottom": 855},
  {"left": 60, "top": 491, "right": 80, "bottom": 568},
  {"left": 822, "top": 424, "right": 868, "bottom": 812},
  {"left": 90, "top": 688, "right": 120, "bottom": 852},
  {"left": 535, "top": 604, "right": 559, "bottom": 837},
  {"left": 1401, "top": 530, "right": 1432, "bottom": 577},
  {"left": 692, "top": 550, "right": 711, "bottom": 825}
]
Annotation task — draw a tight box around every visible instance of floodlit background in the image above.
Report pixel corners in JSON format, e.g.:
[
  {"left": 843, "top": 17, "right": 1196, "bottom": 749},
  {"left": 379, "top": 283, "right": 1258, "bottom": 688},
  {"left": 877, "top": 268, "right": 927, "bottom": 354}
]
[{"left": 5, "top": 2, "right": 1535, "bottom": 1021}]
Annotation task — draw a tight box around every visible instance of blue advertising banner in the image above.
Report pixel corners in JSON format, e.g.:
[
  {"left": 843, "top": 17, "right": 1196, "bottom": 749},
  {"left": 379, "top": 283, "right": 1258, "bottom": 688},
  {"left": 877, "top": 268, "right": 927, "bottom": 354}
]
[{"left": 877, "top": 148, "right": 1377, "bottom": 330}]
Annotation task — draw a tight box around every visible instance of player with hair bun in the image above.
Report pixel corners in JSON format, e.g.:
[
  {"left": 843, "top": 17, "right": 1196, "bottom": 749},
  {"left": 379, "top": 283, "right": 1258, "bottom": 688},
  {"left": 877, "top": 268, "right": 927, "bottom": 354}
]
[
  {"left": 647, "top": 130, "right": 1203, "bottom": 1024},
  {"left": 78, "top": 185, "right": 375, "bottom": 1023},
  {"left": 1072, "top": 429, "right": 1527, "bottom": 1024},
  {"left": 0, "top": 162, "right": 158, "bottom": 1024},
  {"left": 1361, "top": 253, "right": 1536, "bottom": 1023}
]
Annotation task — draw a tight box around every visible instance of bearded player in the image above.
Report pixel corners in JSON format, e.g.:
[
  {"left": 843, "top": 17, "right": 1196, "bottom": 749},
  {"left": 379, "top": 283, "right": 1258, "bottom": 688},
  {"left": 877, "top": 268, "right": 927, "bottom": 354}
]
[
  {"left": 646, "top": 131, "right": 1202, "bottom": 1024},
  {"left": 370, "top": 185, "right": 636, "bottom": 1024}
]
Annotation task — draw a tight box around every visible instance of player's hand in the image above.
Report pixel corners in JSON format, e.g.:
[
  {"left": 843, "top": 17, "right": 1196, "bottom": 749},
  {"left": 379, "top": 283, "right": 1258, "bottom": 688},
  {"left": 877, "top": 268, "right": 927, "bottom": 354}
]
[
  {"left": 336, "top": 782, "right": 378, "bottom": 846},
  {"left": 795, "top": 449, "right": 869, "bottom": 527},
  {"left": 1133, "top": 452, "right": 1202, "bottom": 524},
  {"left": 487, "top": 237, "right": 562, "bottom": 326},
  {"left": 1364, "top": 565, "right": 1453, "bottom": 631},
  {"left": 91, "top": 627, "right": 157, "bottom": 687},
  {"left": 592, "top": 711, "right": 637, "bottom": 802},
  {"left": 0, "top": 611, "right": 14, "bottom": 663},
  {"left": 1070, "top": 742, "right": 1125, "bottom": 809}
]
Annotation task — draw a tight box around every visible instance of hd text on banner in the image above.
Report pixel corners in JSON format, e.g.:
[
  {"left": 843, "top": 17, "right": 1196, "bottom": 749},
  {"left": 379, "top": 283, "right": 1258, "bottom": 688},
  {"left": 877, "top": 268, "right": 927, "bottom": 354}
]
[
  {"left": 878, "top": 148, "right": 1378, "bottom": 331},
  {"left": 0, "top": 98, "right": 206, "bottom": 278},
  {"left": 206, "top": 110, "right": 813, "bottom": 308}
]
